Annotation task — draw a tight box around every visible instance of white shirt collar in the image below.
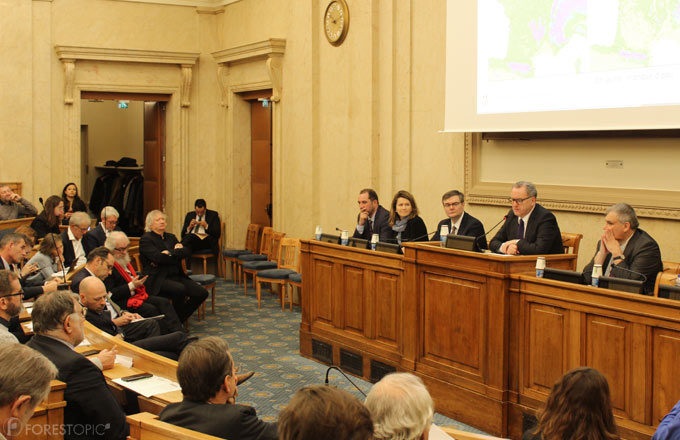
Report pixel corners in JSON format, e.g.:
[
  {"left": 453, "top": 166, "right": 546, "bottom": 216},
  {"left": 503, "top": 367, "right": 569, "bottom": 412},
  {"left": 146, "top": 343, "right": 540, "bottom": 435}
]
[{"left": 450, "top": 213, "right": 464, "bottom": 234}]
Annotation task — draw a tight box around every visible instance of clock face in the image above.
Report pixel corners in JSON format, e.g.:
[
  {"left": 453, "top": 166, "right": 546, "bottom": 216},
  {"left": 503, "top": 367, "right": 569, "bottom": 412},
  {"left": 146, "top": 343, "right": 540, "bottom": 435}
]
[{"left": 324, "top": 0, "right": 349, "bottom": 45}]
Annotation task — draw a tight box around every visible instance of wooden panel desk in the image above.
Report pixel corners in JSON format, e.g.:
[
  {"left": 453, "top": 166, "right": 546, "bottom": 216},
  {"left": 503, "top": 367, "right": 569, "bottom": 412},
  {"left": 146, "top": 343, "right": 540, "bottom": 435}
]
[
  {"left": 16, "top": 380, "right": 66, "bottom": 440},
  {"left": 509, "top": 274, "right": 680, "bottom": 440},
  {"left": 299, "top": 239, "right": 577, "bottom": 436}
]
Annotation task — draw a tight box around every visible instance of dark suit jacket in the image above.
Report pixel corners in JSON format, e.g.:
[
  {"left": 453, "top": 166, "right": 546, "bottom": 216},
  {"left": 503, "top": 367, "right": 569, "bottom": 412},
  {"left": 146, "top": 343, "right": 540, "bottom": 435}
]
[
  {"left": 69, "top": 268, "right": 93, "bottom": 293},
  {"left": 582, "top": 228, "right": 663, "bottom": 295},
  {"left": 352, "top": 205, "right": 392, "bottom": 241},
  {"left": 387, "top": 215, "right": 429, "bottom": 243},
  {"left": 181, "top": 209, "right": 221, "bottom": 241},
  {"left": 139, "top": 231, "right": 191, "bottom": 296},
  {"left": 431, "top": 212, "right": 488, "bottom": 249},
  {"left": 83, "top": 224, "right": 122, "bottom": 255},
  {"left": 85, "top": 308, "right": 121, "bottom": 336},
  {"left": 60, "top": 229, "right": 86, "bottom": 269},
  {"left": 104, "top": 268, "right": 135, "bottom": 309},
  {"left": 489, "top": 204, "right": 563, "bottom": 255},
  {"left": 26, "top": 334, "right": 128, "bottom": 440},
  {"left": 160, "top": 399, "right": 278, "bottom": 440},
  {"left": 30, "top": 213, "right": 60, "bottom": 239}
]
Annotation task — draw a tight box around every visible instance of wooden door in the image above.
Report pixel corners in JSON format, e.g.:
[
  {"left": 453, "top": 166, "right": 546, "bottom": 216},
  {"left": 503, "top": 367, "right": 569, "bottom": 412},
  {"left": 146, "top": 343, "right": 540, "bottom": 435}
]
[
  {"left": 143, "top": 102, "right": 165, "bottom": 213},
  {"left": 249, "top": 96, "right": 272, "bottom": 226}
]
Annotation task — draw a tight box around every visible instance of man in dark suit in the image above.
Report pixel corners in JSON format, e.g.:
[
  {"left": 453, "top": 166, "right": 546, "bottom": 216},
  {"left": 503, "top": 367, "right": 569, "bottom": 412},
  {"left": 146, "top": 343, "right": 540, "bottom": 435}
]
[
  {"left": 83, "top": 206, "right": 121, "bottom": 255},
  {"left": 431, "top": 189, "right": 487, "bottom": 249},
  {"left": 79, "top": 276, "right": 189, "bottom": 360},
  {"left": 181, "top": 199, "right": 221, "bottom": 255},
  {"left": 352, "top": 188, "right": 391, "bottom": 242},
  {"left": 69, "top": 246, "right": 115, "bottom": 294},
  {"left": 61, "top": 211, "right": 91, "bottom": 269},
  {"left": 582, "top": 203, "right": 662, "bottom": 295},
  {"left": 160, "top": 336, "right": 277, "bottom": 440},
  {"left": 489, "top": 181, "right": 563, "bottom": 255},
  {"left": 0, "top": 232, "right": 59, "bottom": 300},
  {"left": 26, "top": 290, "right": 128, "bottom": 440}
]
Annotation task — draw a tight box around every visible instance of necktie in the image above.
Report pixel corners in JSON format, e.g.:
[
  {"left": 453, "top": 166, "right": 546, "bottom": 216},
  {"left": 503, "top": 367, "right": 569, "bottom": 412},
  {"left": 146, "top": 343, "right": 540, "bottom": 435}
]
[
  {"left": 517, "top": 218, "right": 525, "bottom": 240},
  {"left": 367, "top": 219, "right": 373, "bottom": 237},
  {"left": 193, "top": 216, "right": 202, "bottom": 233},
  {"left": 107, "top": 297, "right": 124, "bottom": 317},
  {"left": 451, "top": 225, "right": 457, "bottom": 235}
]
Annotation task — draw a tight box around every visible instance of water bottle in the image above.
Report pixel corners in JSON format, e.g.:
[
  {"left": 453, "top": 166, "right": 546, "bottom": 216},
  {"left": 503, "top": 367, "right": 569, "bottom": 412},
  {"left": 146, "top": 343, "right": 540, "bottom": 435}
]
[
  {"left": 439, "top": 225, "right": 449, "bottom": 246},
  {"left": 536, "top": 257, "right": 546, "bottom": 277},
  {"left": 591, "top": 264, "right": 602, "bottom": 287},
  {"left": 371, "top": 233, "right": 379, "bottom": 250},
  {"left": 315, "top": 225, "right": 322, "bottom": 240}
]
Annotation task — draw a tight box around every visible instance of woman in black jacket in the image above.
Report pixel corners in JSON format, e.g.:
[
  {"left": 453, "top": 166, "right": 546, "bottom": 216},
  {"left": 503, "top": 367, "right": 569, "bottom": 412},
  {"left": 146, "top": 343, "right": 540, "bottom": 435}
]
[
  {"left": 388, "top": 190, "right": 428, "bottom": 245},
  {"left": 30, "top": 195, "right": 64, "bottom": 239},
  {"left": 61, "top": 182, "right": 88, "bottom": 224}
]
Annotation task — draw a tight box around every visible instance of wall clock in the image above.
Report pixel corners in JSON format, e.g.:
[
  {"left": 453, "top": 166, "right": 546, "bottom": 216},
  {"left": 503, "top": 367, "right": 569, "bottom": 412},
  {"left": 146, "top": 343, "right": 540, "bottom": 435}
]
[{"left": 324, "top": 0, "right": 349, "bottom": 46}]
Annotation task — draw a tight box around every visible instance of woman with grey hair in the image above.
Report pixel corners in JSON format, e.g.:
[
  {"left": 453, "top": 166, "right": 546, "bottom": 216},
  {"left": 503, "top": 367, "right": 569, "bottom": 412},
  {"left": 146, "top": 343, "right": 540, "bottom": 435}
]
[{"left": 365, "top": 372, "right": 434, "bottom": 440}]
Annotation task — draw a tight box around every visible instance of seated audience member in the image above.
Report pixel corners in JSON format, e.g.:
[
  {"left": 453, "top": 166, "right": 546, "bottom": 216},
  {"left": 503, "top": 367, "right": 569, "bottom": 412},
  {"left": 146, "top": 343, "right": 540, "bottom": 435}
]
[
  {"left": 0, "top": 344, "right": 57, "bottom": 440},
  {"left": 61, "top": 211, "right": 91, "bottom": 269},
  {"left": 79, "top": 276, "right": 188, "bottom": 360},
  {"left": 159, "top": 336, "right": 276, "bottom": 440},
  {"left": 653, "top": 399, "right": 680, "bottom": 440},
  {"left": 30, "top": 195, "right": 64, "bottom": 239},
  {"left": 582, "top": 203, "right": 662, "bottom": 295},
  {"left": 0, "top": 270, "right": 24, "bottom": 344},
  {"left": 388, "top": 190, "right": 428, "bottom": 244},
  {"left": 26, "top": 291, "right": 129, "bottom": 440},
  {"left": 69, "top": 246, "right": 115, "bottom": 293},
  {"left": 431, "top": 190, "right": 487, "bottom": 249},
  {"left": 523, "top": 367, "right": 618, "bottom": 440},
  {"left": 0, "top": 233, "right": 59, "bottom": 300},
  {"left": 105, "top": 231, "right": 185, "bottom": 334},
  {"left": 278, "top": 385, "right": 374, "bottom": 440},
  {"left": 61, "top": 182, "right": 88, "bottom": 224},
  {"left": 489, "top": 181, "right": 563, "bottom": 255},
  {"left": 140, "top": 210, "right": 208, "bottom": 323},
  {"left": 83, "top": 206, "right": 121, "bottom": 255},
  {"left": 0, "top": 184, "right": 38, "bottom": 220},
  {"left": 24, "top": 233, "right": 65, "bottom": 286},
  {"left": 14, "top": 225, "right": 36, "bottom": 248},
  {"left": 364, "top": 373, "right": 433, "bottom": 440},
  {"left": 181, "top": 198, "right": 221, "bottom": 255},
  {"left": 352, "top": 188, "right": 391, "bottom": 242}
]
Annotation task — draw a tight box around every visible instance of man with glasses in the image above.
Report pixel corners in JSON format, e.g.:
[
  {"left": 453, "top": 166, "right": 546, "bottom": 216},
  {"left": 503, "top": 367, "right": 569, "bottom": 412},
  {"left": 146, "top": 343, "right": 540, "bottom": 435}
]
[
  {"left": 26, "top": 290, "right": 128, "bottom": 440},
  {"left": 61, "top": 211, "right": 91, "bottom": 269},
  {"left": 0, "top": 270, "right": 23, "bottom": 344},
  {"left": 104, "top": 231, "right": 185, "bottom": 334},
  {"left": 489, "top": 181, "right": 563, "bottom": 255},
  {"left": 83, "top": 206, "right": 121, "bottom": 255},
  {"left": 431, "top": 189, "right": 487, "bottom": 249},
  {"left": 0, "top": 233, "right": 59, "bottom": 300},
  {"left": 69, "top": 246, "right": 115, "bottom": 293}
]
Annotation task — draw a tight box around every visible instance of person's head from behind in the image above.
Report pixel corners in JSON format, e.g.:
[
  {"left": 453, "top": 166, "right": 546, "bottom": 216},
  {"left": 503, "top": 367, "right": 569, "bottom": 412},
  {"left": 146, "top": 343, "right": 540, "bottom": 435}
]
[
  {"left": 278, "top": 385, "right": 373, "bottom": 440},
  {"left": 0, "top": 344, "right": 57, "bottom": 439},
  {"left": 176, "top": 336, "right": 237, "bottom": 404},
  {"left": 194, "top": 199, "right": 207, "bottom": 217},
  {"left": 535, "top": 367, "right": 618, "bottom": 440},
  {"left": 365, "top": 373, "right": 434, "bottom": 440},
  {"left": 31, "top": 290, "right": 86, "bottom": 347}
]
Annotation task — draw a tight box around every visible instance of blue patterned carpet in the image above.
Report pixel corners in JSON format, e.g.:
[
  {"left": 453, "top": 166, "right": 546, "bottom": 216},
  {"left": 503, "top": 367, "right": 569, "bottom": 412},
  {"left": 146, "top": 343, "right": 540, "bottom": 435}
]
[{"left": 188, "top": 278, "right": 486, "bottom": 433}]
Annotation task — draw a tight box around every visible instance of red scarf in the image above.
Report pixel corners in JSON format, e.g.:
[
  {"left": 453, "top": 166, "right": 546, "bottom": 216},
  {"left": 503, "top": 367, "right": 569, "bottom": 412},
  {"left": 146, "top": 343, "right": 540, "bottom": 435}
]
[{"left": 113, "top": 262, "right": 149, "bottom": 309}]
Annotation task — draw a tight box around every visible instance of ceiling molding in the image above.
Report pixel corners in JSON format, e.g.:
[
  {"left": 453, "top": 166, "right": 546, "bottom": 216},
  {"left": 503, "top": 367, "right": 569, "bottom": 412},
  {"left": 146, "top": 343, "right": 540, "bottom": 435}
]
[
  {"left": 55, "top": 46, "right": 200, "bottom": 65},
  {"left": 103, "top": 0, "right": 239, "bottom": 6},
  {"left": 212, "top": 38, "right": 286, "bottom": 65}
]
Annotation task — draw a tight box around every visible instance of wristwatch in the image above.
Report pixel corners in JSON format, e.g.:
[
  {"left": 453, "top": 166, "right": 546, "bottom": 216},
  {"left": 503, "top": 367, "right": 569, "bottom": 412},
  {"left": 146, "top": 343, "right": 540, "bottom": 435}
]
[{"left": 612, "top": 255, "right": 625, "bottom": 262}]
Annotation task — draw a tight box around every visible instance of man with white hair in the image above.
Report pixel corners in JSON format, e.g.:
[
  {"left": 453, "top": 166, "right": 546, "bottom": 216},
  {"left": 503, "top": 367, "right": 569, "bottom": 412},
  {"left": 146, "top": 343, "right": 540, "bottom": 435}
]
[
  {"left": 104, "top": 230, "right": 185, "bottom": 334},
  {"left": 0, "top": 344, "right": 57, "bottom": 440},
  {"left": 365, "top": 373, "right": 434, "bottom": 440},
  {"left": 83, "top": 206, "right": 120, "bottom": 255},
  {"left": 61, "top": 211, "right": 91, "bottom": 269}
]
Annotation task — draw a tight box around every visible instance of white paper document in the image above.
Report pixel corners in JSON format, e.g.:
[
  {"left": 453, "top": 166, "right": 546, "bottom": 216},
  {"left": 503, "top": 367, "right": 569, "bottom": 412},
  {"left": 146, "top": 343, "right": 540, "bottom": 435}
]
[{"left": 112, "top": 375, "right": 181, "bottom": 398}]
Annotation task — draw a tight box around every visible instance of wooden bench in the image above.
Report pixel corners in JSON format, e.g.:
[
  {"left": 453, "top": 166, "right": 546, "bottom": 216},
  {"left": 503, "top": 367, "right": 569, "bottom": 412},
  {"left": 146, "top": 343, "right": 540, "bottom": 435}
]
[
  {"left": 127, "top": 412, "right": 222, "bottom": 440},
  {"left": 16, "top": 380, "right": 67, "bottom": 440}
]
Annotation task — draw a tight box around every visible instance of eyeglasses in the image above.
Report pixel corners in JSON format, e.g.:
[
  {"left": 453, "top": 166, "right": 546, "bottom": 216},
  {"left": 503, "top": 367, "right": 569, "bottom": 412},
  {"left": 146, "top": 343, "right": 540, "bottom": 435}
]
[
  {"left": 1, "top": 291, "right": 24, "bottom": 299},
  {"left": 509, "top": 197, "right": 532, "bottom": 204},
  {"left": 113, "top": 247, "right": 128, "bottom": 253},
  {"left": 443, "top": 202, "right": 462, "bottom": 208},
  {"left": 76, "top": 225, "right": 90, "bottom": 232}
]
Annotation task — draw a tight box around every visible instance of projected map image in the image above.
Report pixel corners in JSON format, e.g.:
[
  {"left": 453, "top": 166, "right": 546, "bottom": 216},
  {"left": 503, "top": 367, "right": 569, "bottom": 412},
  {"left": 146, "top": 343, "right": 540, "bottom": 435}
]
[{"left": 477, "top": 0, "right": 680, "bottom": 114}]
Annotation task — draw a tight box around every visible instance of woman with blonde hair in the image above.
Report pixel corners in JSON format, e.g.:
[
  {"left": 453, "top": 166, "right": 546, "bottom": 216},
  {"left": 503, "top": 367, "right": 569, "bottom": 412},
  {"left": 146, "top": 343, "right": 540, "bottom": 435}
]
[{"left": 523, "top": 367, "right": 619, "bottom": 440}]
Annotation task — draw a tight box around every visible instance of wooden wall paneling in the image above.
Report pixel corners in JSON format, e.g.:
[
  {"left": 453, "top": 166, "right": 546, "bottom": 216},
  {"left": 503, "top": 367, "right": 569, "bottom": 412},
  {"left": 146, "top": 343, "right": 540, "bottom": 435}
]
[
  {"left": 652, "top": 328, "right": 680, "bottom": 424},
  {"left": 374, "top": 271, "right": 399, "bottom": 345},
  {"left": 343, "top": 265, "right": 365, "bottom": 333},
  {"left": 312, "top": 258, "right": 334, "bottom": 324}
]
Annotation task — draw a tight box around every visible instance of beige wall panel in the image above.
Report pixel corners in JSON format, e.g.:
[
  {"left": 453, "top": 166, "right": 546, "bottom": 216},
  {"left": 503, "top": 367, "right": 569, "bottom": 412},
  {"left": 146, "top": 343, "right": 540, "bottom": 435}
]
[
  {"left": 0, "top": 1, "right": 33, "bottom": 192},
  {"left": 33, "top": 1, "right": 54, "bottom": 199},
  {"left": 220, "top": 0, "right": 287, "bottom": 48},
  {"left": 52, "top": 0, "right": 198, "bottom": 52}
]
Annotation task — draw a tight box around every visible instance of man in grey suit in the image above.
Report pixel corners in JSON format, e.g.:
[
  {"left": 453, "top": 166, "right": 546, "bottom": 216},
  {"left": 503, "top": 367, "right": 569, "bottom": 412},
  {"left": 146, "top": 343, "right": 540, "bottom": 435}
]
[{"left": 582, "top": 203, "right": 663, "bottom": 295}]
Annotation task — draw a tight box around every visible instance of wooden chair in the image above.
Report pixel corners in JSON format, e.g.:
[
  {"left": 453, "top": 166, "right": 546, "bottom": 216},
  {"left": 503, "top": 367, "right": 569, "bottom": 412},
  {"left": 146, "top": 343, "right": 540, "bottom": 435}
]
[
  {"left": 189, "top": 221, "right": 224, "bottom": 277},
  {"left": 243, "top": 231, "right": 284, "bottom": 296},
  {"left": 654, "top": 271, "right": 679, "bottom": 297},
  {"left": 18, "top": 380, "right": 67, "bottom": 440},
  {"left": 128, "top": 412, "right": 222, "bottom": 440},
  {"left": 286, "top": 271, "right": 302, "bottom": 312},
  {"left": 662, "top": 260, "right": 680, "bottom": 274},
  {"left": 65, "top": 263, "right": 86, "bottom": 283},
  {"left": 181, "top": 260, "right": 213, "bottom": 319},
  {"left": 561, "top": 232, "right": 583, "bottom": 255},
  {"left": 222, "top": 224, "right": 262, "bottom": 283},
  {"left": 128, "top": 236, "right": 141, "bottom": 248},
  {"left": 255, "top": 237, "right": 301, "bottom": 310},
  {"left": 238, "top": 226, "right": 274, "bottom": 286},
  {"left": 128, "top": 245, "right": 142, "bottom": 272}
]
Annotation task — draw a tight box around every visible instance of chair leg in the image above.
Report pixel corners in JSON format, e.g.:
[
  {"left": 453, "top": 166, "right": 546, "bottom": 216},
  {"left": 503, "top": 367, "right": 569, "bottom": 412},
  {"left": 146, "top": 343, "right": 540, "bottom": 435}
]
[
  {"left": 288, "top": 284, "right": 294, "bottom": 312},
  {"left": 256, "top": 278, "right": 262, "bottom": 309},
  {"left": 280, "top": 282, "right": 285, "bottom": 311},
  {"left": 211, "top": 284, "right": 215, "bottom": 314},
  {"left": 232, "top": 261, "right": 238, "bottom": 283},
  {"left": 202, "top": 257, "right": 207, "bottom": 275},
  {"left": 244, "top": 272, "right": 249, "bottom": 296}
]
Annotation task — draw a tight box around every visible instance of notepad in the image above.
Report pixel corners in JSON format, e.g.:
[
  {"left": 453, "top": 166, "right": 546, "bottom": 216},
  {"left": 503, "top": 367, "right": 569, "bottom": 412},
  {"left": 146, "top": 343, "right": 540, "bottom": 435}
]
[{"left": 112, "top": 375, "right": 181, "bottom": 398}]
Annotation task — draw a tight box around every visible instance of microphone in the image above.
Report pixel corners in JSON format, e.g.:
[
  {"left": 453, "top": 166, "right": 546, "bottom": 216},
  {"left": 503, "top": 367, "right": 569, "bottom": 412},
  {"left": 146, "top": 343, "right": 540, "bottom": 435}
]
[
  {"left": 609, "top": 263, "right": 648, "bottom": 283},
  {"left": 475, "top": 215, "right": 508, "bottom": 250},
  {"left": 324, "top": 365, "right": 367, "bottom": 397},
  {"left": 39, "top": 197, "right": 67, "bottom": 281}
]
